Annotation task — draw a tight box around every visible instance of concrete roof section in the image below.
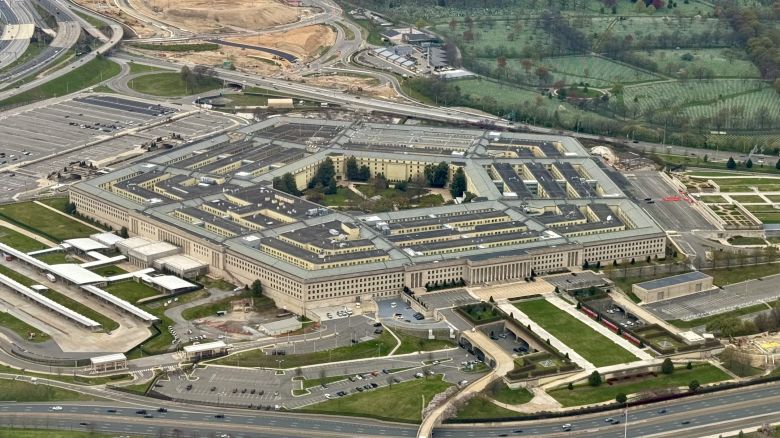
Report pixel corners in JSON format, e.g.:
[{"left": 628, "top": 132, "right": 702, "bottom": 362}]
[{"left": 635, "top": 271, "right": 712, "bottom": 291}]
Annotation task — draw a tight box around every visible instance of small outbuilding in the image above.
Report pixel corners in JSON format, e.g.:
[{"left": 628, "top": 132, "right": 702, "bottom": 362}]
[
  {"left": 90, "top": 353, "right": 127, "bottom": 372},
  {"left": 632, "top": 271, "right": 714, "bottom": 303},
  {"left": 183, "top": 341, "right": 228, "bottom": 361}
]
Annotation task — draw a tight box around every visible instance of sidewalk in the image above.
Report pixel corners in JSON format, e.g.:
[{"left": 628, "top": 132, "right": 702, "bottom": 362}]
[
  {"left": 546, "top": 295, "right": 652, "bottom": 361},
  {"left": 496, "top": 300, "right": 595, "bottom": 370}
]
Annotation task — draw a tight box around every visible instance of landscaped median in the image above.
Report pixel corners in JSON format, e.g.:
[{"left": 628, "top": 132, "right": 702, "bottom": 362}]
[
  {"left": 548, "top": 363, "right": 730, "bottom": 407},
  {"left": 513, "top": 298, "right": 639, "bottom": 367},
  {"left": 0, "top": 311, "right": 50, "bottom": 342}
]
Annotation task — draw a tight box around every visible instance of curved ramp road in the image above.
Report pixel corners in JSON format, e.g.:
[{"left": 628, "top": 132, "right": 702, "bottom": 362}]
[{"left": 0, "top": 0, "right": 33, "bottom": 71}]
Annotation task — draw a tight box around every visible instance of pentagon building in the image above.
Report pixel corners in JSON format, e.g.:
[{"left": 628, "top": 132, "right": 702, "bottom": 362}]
[{"left": 71, "top": 117, "right": 665, "bottom": 316}]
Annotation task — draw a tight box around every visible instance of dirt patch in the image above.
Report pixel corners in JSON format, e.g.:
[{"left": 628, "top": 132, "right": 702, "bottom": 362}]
[
  {"left": 226, "top": 24, "right": 336, "bottom": 61},
  {"left": 73, "top": 0, "right": 161, "bottom": 38},
  {"left": 136, "top": 0, "right": 317, "bottom": 33},
  {"left": 302, "top": 73, "right": 398, "bottom": 100},
  {"left": 127, "top": 45, "right": 283, "bottom": 76}
]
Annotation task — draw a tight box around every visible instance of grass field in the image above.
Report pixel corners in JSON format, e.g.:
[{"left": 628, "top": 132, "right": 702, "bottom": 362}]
[
  {"left": 392, "top": 332, "right": 455, "bottom": 354},
  {"left": 730, "top": 195, "right": 765, "bottom": 203},
  {"left": 548, "top": 364, "right": 730, "bottom": 407},
  {"left": 0, "top": 379, "right": 101, "bottom": 402},
  {"left": 103, "top": 281, "right": 160, "bottom": 303},
  {"left": 300, "top": 375, "right": 347, "bottom": 389},
  {"left": 0, "top": 226, "right": 47, "bottom": 252},
  {"left": 0, "top": 312, "right": 50, "bottom": 342},
  {"left": 703, "top": 264, "right": 780, "bottom": 286},
  {"left": 533, "top": 55, "right": 657, "bottom": 85},
  {"left": 0, "top": 57, "right": 120, "bottom": 108},
  {"left": 455, "top": 396, "right": 520, "bottom": 420},
  {"left": 0, "top": 364, "right": 129, "bottom": 386},
  {"left": 127, "top": 62, "right": 167, "bottom": 75},
  {"left": 35, "top": 252, "right": 70, "bottom": 264},
  {"left": 43, "top": 289, "right": 119, "bottom": 332},
  {"left": 0, "top": 202, "right": 97, "bottom": 241},
  {"left": 128, "top": 72, "right": 222, "bottom": 96},
  {"left": 302, "top": 374, "right": 452, "bottom": 423},
  {"left": 513, "top": 299, "right": 638, "bottom": 367}
]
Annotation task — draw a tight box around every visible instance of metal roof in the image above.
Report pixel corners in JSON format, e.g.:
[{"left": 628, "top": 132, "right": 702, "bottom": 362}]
[{"left": 635, "top": 271, "right": 711, "bottom": 291}]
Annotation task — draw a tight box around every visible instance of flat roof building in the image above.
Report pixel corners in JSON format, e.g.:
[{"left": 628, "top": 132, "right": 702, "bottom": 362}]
[
  {"left": 183, "top": 340, "right": 228, "bottom": 361},
  {"left": 633, "top": 271, "right": 713, "bottom": 303},
  {"left": 90, "top": 353, "right": 127, "bottom": 372}
]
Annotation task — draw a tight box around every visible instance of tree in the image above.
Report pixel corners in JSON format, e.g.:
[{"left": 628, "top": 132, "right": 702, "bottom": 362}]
[
  {"left": 119, "top": 226, "right": 129, "bottom": 238},
  {"left": 746, "top": 158, "right": 753, "bottom": 168},
  {"left": 688, "top": 380, "right": 700, "bottom": 392},
  {"left": 448, "top": 19, "right": 457, "bottom": 31},
  {"left": 424, "top": 162, "right": 450, "bottom": 188},
  {"left": 250, "top": 280, "right": 263, "bottom": 297},
  {"left": 775, "top": 159, "right": 780, "bottom": 170},
  {"left": 345, "top": 156, "right": 360, "bottom": 180},
  {"left": 661, "top": 358, "right": 674, "bottom": 375},
  {"left": 588, "top": 371, "right": 602, "bottom": 387},
  {"left": 64, "top": 202, "right": 77, "bottom": 215},
  {"left": 450, "top": 168, "right": 467, "bottom": 198},
  {"left": 568, "top": 382, "right": 574, "bottom": 390},
  {"left": 616, "top": 393, "right": 627, "bottom": 404},
  {"left": 395, "top": 180, "right": 408, "bottom": 191},
  {"left": 273, "top": 172, "right": 301, "bottom": 196},
  {"left": 727, "top": 156, "right": 737, "bottom": 169},
  {"left": 309, "top": 157, "right": 336, "bottom": 189}
]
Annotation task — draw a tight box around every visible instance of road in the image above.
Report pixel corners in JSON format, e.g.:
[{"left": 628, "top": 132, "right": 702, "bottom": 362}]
[
  {"left": 0, "top": 382, "right": 776, "bottom": 437},
  {"left": 0, "top": 0, "right": 33, "bottom": 71}
]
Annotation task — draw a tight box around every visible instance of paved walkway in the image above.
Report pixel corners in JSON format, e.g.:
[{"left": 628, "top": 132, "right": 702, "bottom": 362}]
[
  {"left": 546, "top": 295, "right": 652, "bottom": 361},
  {"left": 496, "top": 300, "right": 595, "bottom": 370},
  {"left": 609, "top": 291, "right": 681, "bottom": 335}
]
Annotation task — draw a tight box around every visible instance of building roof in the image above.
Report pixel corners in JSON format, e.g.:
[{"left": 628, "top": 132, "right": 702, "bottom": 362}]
[
  {"left": 132, "top": 241, "right": 179, "bottom": 257},
  {"left": 47, "top": 264, "right": 107, "bottom": 285},
  {"left": 82, "top": 285, "right": 159, "bottom": 323},
  {"left": 261, "top": 317, "right": 302, "bottom": 334},
  {"left": 635, "top": 271, "right": 711, "bottom": 291},
  {"left": 143, "top": 275, "right": 195, "bottom": 291},
  {"left": 183, "top": 340, "right": 227, "bottom": 353},
  {"left": 155, "top": 254, "right": 208, "bottom": 271},
  {"left": 90, "top": 353, "right": 127, "bottom": 365},
  {"left": 117, "top": 237, "right": 154, "bottom": 250},
  {"left": 90, "top": 232, "right": 125, "bottom": 247}
]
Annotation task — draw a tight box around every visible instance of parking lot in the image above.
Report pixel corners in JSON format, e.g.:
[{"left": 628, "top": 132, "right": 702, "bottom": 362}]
[
  {"left": 416, "top": 289, "right": 478, "bottom": 311},
  {"left": 626, "top": 171, "right": 715, "bottom": 232},
  {"left": 153, "top": 347, "right": 481, "bottom": 410},
  {"left": 645, "top": 274, "right": 780, "bottom": 323},
  {"left": 477, "top": 325, "right": 533, "bottom": 358},
  {"left": 587, "top": 298, "right": 647, "bottom": 329}
]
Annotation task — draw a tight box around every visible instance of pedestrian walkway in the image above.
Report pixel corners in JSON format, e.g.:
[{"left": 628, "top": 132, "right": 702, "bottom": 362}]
[
  {"left": 496, "top": 300, "right": 595, "bottom": 370},
  {"left": 546, "top": 295, "right": 652, "bottom": 361}
]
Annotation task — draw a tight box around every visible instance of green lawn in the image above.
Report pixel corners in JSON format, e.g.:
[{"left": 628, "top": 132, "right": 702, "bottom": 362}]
[
  {"left": 489, "top": 384, "right": 534, "bottom": 405},
  {"left": 513, "top": 299, "right": 638, "bottom": 367},
  {"left": 302, "top": 375, "right": 452, "bottom": 423},
  {"left": 0, "top": 202, "right": 98, "bottom": 241},
  {"left": 103, "top": 281, "right": 160, "bottom": 303},
  {"left": 35, "top": 252, "right": 71, "bottom": 264},
  {"left": 0, "top": 379, "right": 101, "bottom": 402},
  {"left": 37, "top": 198, "right": 69, "bottom": 212},
  {"left": 703, "top": 264, "right": 780, "bottom": 287},
  {"left": 127, "top": 62, "right": 167, "bottom": 75},
  {"left": 0, "top": 312, "right": 50, "bottom": 343},
  {"left": 0, "top": 226, "right": 47, "bottom": 252},
  {"left": 0, "top": 264, "right": 37, "bottom": 287},
  {"left": 455, "top": 396, "right": 520, "bottom": 420},
  {"left": 548, "top": 364, "right": 730, "bottom": 407},
  {"left": 90, "top": 265, "right": 127, "bottom": 277},
  {"left": 128, "top": 72, "right": 222, "bottom": 96},
  {"left": 212, "top": 331, "right": 399, "bottom": 368},
  {"left": 393, "top": 332, "right": 455, "bottom": 355},
  {"left": 726, "top": 236, "right": 766, "bottom": 246},
  {"left": 181, "top": 291, "right": 274, "bottom": 321},
  {"left": 0, "top": 57, "right": 121, "bottom": 108},
  {"left": 197, "top": 276, "right": 237, "bottom": 291}
]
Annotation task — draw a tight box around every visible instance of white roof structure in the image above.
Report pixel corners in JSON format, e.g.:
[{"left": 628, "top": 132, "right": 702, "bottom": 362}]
[
  {"left": 133, "top": 241, "right": 178, "bottom": 257},
  {"left": 30, "top": 285, "right": 48, "bottom": 292},
  {"left": 260, "top": 317, "right": 302, "bottom": 335},
  {"left": 80, "top": 255, "right": 126, "bottom": 268},
  {"left": 90, "top": 353, "right": 127, "bottom": 365},
  {"left": 142, "top": 275, "right": 195, "bottom": 291},
  {"left": 85, "top": 251, "right": 109, "bottom": 261},
  {"left": 154, "top": 254, "right": 207, "bottom": 271},
  {"left": 62, "top": 238, "right": 107, "bottom": 252},
  {"left": 183, "top": 340, "right": 226, "bottom": 354},
  {"left": 82, "top": 285, "right": 159, "bottom": 323},
  {"left": 0, "top": 272, "right": 101, "bottom": 329},
  {"left": 117, "top": 236, "right": 153, "bottom": 251},
  {"left": 47, "top": 264, "right": 106, "bottom": 285},
  {"left": 90, "top": 232, "right": 125, "bottom": 247},
  {"left": 105, "top": 268, "right": 155, "bottom": 282}
]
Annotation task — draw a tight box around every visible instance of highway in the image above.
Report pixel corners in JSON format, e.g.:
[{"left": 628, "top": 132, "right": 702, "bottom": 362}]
[
  {"left": 0, "top": 382, "right": 776, "bottom": 437},
  {"left": 0, "top": 0, "right": 33, "bottom": 71}
]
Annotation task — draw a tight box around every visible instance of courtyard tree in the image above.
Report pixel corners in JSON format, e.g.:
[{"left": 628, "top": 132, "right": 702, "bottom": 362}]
[
  {"left": 450, "top": 168, "right": 467, "bottom": 198},
  {"left": 425, "top": 162, "right": 450, "bottom": 188},
  {"left": 250, "top": 280, "right": 263, "bottom": 298}
]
